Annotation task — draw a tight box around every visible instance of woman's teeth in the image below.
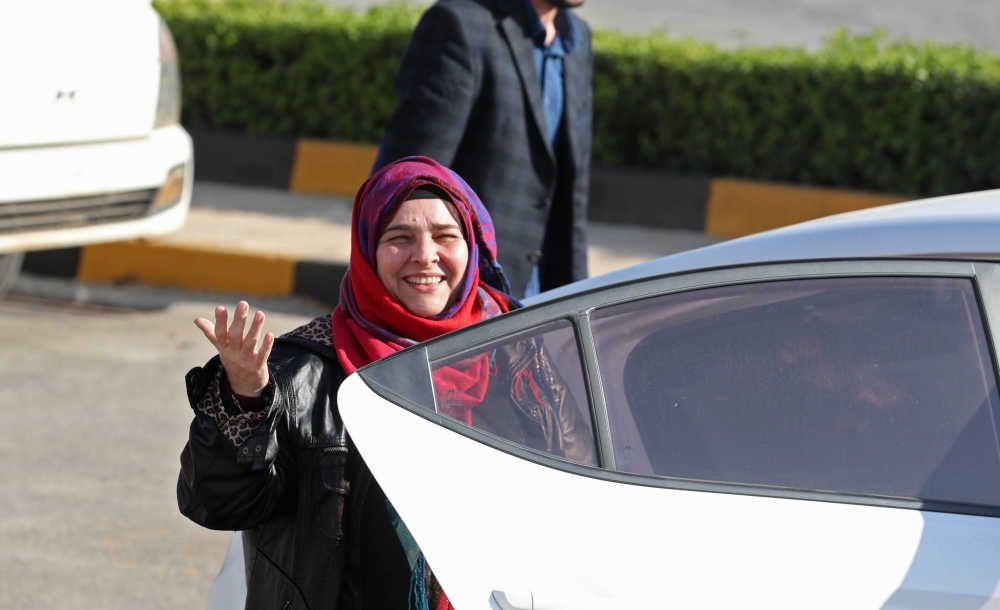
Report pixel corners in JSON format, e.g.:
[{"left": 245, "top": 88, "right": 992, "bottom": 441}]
[{"left": 405, "top": 276, "right": 443, "bottom": 285}]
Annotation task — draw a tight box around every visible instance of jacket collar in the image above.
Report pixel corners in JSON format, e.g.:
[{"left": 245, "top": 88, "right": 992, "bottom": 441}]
[{"left": 518, "top": 0, "right": 581, "bottom": 55}]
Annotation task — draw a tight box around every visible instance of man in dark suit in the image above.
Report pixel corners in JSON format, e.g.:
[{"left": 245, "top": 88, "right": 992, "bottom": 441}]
[{"left": 374, "top": 0, "right": 592, "bottom": 298}]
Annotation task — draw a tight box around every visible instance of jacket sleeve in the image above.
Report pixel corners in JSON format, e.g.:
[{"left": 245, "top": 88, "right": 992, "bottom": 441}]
[
  {"left": 177, "top": 356, "right": 297, "bottom": 531},
  {"left": 374, "top": 2, "right": 479, "bottom": 170},
  {"left": 536, "top": 344, "right": 598, "bottom": 465}
]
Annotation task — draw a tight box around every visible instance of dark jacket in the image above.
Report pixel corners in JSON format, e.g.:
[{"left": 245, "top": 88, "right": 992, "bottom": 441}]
[
  {"left": 177, "top": 334, "right": 593, "bottom": 609},
  {"left": 178, "top": 338, "right": 365, "bottom": 610},
  {"left": 472, "top": 335, "right": 597, "bottom": 465},
  {"left": 375, "top": 0, "right": 594, "bottom": 296}
]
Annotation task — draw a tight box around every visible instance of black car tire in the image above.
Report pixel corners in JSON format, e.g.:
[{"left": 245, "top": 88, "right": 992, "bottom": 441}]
[{"left": 0, "top": 252, "right": 24, "bottom": 296}]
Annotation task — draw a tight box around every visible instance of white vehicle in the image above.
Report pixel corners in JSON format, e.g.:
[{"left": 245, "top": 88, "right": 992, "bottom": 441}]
[
  {"left": 0, "top": 0, "right": 193, "bottom": 292},
  {"left": 210, "top": 194, "right": 1000, "bottom": 609},
  {"left": 337, "top": 192, "right": 1000, "bottom": 609}
]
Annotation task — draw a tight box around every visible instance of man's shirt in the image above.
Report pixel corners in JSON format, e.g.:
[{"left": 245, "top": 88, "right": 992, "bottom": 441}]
[{"left": 519, "top": 0, "right": 581, "bottom": 148}]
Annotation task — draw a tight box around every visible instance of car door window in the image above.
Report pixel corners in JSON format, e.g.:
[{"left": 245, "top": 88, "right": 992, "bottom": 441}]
[
  {"left": 430, "top": 319, "right": 598, "bottom": 465},
  {"left": 590, "top": 277, "right": 1000, "bottom": 507}
]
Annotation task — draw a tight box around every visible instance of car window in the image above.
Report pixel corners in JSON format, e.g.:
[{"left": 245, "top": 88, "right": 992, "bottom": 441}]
[
  {"left": 590, "top": 277, "right": 1000, "bottom": 507},
  {"left": 430, "top": 320, "right": 598, "bottom": 465}
]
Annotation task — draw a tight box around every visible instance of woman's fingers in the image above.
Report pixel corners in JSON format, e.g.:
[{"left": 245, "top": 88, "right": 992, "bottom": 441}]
[
  {"left": 257, "top": 332, "right": 275, "bottom": 365},
  {"left": 194, "top": 317, "right": 219, "bottom": 349},
  {"left": 242, "top": 310, "right": 265, "bottom": 357},
  {"left": 214, "top": 306, "right": 229, "bottom": 348},
  {"left": 197, "top": 304, "right": 271, "bottom": 389},
  {"left": 228, "top": 301, "right": 249, "bottom": 348}
]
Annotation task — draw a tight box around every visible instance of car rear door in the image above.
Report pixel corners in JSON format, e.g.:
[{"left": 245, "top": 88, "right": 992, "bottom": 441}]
[
  {"left": 339, "top": 260, "right": 1000, "bottom": 610},
  {"left": 0, "top": 0, "right": 160, "bottom": 148}
]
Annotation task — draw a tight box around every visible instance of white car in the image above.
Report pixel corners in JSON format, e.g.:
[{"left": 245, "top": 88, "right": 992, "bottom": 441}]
[
  {"left": 336, "top": 191, "right": 1000, "bottom": 609},
  {"left": 210, "top": 192, "right": 1000, "bottom": 609},
  {"left": 0, "top": 0, "right": 193, "bottom": 292}
]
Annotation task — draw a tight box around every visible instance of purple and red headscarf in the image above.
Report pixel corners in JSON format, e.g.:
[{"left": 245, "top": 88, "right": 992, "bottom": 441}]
[{"left": 332, "top": 156, "right": 517, "bottom": 375}]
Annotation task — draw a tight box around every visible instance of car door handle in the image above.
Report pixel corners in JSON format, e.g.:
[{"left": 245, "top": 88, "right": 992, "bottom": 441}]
[{"left": 491, "top": 589, "right": 533, "bottom": 610}]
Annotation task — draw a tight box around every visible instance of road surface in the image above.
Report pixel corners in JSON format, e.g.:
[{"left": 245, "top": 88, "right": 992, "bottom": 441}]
[
  {"left": 322, "top": 0, "right": 1000, "bottom": 52},
  {"left": 0, "top": 293, "right": 322, "bottom": 609}
]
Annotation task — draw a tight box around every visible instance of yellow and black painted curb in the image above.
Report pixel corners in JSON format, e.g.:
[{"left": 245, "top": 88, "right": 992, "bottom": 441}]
[
  {"left": 191, "top": 129, "right": 916, "bottom": 238},
  {"left": 22, "top": 243, "right": 347, "bottom": 306}
]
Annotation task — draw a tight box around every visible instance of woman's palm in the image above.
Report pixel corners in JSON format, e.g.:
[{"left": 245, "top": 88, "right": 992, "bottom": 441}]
[{"left": 194, "top": 301, "right": 273, "bottom": 397}]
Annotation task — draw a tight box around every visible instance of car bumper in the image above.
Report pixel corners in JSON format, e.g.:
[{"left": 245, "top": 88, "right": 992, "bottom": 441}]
[{"left": 0, "top": 125, "right": 193, "bottom": 253}]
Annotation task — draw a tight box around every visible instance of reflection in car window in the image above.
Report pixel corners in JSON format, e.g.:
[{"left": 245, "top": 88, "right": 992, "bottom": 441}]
[
  {"left": 591, "top": 277, "right": 1000, "bottom": 506},
  {"left": 430, "top": 320, "right": 597, "bottom": 465}
]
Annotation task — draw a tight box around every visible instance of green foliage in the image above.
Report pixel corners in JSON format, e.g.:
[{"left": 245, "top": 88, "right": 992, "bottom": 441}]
[
  {"left": 156, "top": 0, "right": 1000, "bottom": 195},
  {"left": 155, "top": 0, "right": 421, "bottom": 142},
  {"left": 593, "top": 29, "right": 1000, "bottom": 195}
]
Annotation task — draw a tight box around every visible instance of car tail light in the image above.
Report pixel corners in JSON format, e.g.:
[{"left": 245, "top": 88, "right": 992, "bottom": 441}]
[{"left": 154, "top": 16, "right": 181, "bottom": 128}]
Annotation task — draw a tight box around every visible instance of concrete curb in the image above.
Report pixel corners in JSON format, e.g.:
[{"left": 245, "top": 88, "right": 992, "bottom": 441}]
[
  {"left": 191, "top": 129, "right": 916, "bottom": 238},
  {"left": 22, "top": 244, "right": 346, "bottom": 306}
]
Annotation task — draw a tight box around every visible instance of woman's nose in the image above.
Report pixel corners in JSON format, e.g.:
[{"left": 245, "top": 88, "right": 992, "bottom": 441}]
[{"left": 412, "top": 234, "right": 440, "bottom": 265}]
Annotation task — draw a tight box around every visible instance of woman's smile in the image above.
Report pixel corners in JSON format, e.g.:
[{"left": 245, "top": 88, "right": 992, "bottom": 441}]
[{"left": 405, "top": 274, "right": 445, "bottom": 286}]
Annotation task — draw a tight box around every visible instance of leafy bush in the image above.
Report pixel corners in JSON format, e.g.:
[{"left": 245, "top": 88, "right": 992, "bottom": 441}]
[
  {"left": 156, "top": 0, "right": 1000, "bottom": 195},
  {"left": 593, "top": 30, "right": 1000, "bottom": 195},
  {"left": 155, "top": 0, "right": 420, "bottom": 142}
]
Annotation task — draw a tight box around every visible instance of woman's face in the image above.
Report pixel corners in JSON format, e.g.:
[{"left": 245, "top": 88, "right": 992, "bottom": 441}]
[{"left": 376, "top": 198, "right": 470, "bottom": 317}]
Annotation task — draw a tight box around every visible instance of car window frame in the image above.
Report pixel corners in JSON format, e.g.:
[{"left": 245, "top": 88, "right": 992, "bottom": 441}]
[{"left": 357, "top": 258, "right": 1000, "bottom": 517}]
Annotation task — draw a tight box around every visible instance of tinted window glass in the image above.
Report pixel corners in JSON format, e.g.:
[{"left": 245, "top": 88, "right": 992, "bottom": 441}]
[
  {"left": 591, "top": 277, "right": 1000, "bottom": 506},
  {"left": 430, "top": 320, "right": 597, "bottom": 465}
]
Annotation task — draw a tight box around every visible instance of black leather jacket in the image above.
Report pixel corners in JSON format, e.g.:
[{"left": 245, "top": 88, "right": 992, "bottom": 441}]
[
  {"left": 472, "top": 336, "right": 597, "bottom": 465},
  {"left": 178, "top": 337, "right": 365, "bottom": 610},
  {"left": 178, "top": 332, "right": 594, "bottom": 609}
]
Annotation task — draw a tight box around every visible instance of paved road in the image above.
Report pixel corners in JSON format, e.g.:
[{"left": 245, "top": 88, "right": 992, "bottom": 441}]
[
  {"left": 323, "top": 0, "right": 1000, "bottom": 52},
  {"left": 0, "top": 293, "right": 323, "bottom": 610}
]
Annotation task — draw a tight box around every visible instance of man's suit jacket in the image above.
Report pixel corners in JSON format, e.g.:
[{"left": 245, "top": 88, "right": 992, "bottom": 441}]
[{"left": 375, "top": 0, "right": 593, "bottom": 297}]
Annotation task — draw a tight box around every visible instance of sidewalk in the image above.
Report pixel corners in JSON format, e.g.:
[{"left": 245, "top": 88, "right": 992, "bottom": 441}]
[
  {"left": 182, "top": 181, "right": 725, "bottom": 277},
  {"left": 186, "top": 182, "right": 723, "bottom": 275},
  {"left": 21, "top": 182, "right": 726, "bottom": 305}
]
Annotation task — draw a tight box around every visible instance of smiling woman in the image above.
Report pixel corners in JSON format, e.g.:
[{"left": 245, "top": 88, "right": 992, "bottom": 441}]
[{"left": 179, "top": 157, "right": 528, "bottom": 610}]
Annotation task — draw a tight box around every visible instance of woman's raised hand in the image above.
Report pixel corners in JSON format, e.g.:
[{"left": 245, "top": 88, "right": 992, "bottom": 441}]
[{"left": 194, "top": 301, "right": 274, "bottom": 397}]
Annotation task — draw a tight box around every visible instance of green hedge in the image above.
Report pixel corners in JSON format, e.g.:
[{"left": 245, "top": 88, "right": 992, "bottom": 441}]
[
  {"left": 156, "top": 0, "right": 420, "bottom": 142},
  {"left": 594, "top": 31, "right": 1000, "bottom": 195},
  {"left": 156, "top": 0, "right": 1000, "bottom": 196}
]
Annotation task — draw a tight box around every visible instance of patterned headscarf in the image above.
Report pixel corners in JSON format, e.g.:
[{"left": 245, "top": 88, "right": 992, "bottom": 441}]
[{"left": 332, "top": 156, "right": 517, "bottom": 374}]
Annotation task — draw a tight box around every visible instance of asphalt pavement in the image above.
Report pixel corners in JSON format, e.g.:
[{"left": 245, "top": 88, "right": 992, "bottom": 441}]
[{"left": 0, "top": 292, "right": 325, "bottom": 610}]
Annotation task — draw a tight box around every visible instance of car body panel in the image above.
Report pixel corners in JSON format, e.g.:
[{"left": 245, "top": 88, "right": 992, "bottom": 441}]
[
  {"left": 0, "top": 0, "right": 192, "bottom": 256},
  {"left": 0, "top": 125, "right": 193, "bottom": 253},
  {"left": 340, "top": 245, "right": 1000, "bottom": 609},
  {"left": 340, "top": 373, "right": 1000, "bottom": 609},
  {"left": 0, "top": 0, "right": 159, "bottom": 149}
]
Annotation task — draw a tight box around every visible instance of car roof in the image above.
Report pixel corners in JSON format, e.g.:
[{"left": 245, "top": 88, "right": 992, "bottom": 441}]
[{"left": 526, "top": 188, "right": 1000, "bottom": 305}]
